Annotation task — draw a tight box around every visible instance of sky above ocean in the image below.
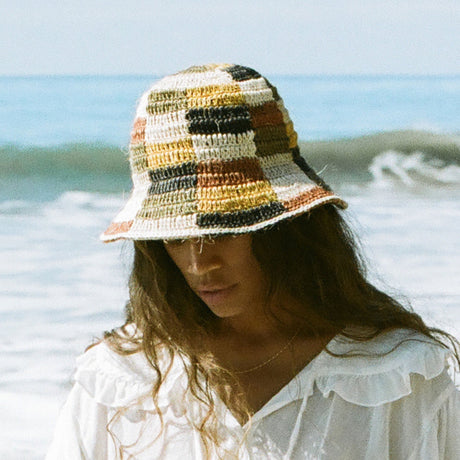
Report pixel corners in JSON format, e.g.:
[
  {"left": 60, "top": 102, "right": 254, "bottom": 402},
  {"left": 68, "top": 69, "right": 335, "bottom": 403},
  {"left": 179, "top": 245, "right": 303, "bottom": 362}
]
[{"left": 1, "top": 0, "right": 459, "bottom": 75}]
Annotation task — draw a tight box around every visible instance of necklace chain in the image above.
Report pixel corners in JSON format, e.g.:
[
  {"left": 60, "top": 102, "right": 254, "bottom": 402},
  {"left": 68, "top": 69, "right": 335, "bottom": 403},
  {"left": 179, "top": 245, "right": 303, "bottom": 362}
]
[{"left": 234, "top": 329, "right": 300, "bottom": 374}]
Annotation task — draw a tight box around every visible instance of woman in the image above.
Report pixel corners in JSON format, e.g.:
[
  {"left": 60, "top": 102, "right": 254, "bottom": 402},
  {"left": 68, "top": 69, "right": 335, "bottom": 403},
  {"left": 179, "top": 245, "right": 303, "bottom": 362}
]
[{"left": 47, "top": 64, "right": 460, "bottom": 459}]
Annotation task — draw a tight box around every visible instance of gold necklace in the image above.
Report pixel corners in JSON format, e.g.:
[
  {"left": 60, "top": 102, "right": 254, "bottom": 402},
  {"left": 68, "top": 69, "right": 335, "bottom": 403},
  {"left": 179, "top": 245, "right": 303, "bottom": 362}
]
[{"left": 234, "top": 329, "right": 300, "bottom": 374}]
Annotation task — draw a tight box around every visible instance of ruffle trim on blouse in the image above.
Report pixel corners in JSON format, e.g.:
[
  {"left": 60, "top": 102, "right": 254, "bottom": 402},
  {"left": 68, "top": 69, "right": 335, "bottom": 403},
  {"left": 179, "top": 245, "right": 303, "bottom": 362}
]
[
  {"left": 74, "top": 341, "right": 187, "bottom": 415},
  {"left": 313, "top": 329, "right": 452, "bottom": 407},
  {"left": 73, "top": 328, "right": 453, "bottom": 415}
]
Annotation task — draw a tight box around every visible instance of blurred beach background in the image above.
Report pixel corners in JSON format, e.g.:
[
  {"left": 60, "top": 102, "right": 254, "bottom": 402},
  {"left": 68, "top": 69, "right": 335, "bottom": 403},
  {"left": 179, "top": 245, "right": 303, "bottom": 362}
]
[{"left": 1, "top": 1, "right": 459, "bottom": 459}]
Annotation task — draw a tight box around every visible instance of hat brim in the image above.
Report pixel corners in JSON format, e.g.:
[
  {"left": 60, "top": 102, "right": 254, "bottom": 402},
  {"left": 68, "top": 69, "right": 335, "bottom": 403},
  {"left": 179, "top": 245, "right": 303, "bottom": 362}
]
[{"left": 101, "top": 186, "right": 347, "bottom": 243}]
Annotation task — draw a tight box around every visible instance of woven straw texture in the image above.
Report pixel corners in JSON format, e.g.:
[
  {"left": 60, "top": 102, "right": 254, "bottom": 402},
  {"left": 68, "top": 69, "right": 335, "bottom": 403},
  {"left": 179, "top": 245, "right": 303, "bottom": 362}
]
[{"left": 101, "top": 64, "right": 347, "bottom": 242}]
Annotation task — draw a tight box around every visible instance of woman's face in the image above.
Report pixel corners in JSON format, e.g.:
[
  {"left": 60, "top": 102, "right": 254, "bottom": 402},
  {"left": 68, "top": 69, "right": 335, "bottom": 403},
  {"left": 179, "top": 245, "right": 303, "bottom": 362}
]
[{"left": 163, "top": 234, "right": 269, "bottom": 319}]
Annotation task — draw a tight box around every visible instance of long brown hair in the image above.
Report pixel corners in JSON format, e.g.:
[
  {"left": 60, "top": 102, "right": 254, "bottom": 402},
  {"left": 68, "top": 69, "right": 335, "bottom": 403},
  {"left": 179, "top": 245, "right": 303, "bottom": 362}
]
[{"left": 104, "top": 204, "right": 459, "bottom": 458}]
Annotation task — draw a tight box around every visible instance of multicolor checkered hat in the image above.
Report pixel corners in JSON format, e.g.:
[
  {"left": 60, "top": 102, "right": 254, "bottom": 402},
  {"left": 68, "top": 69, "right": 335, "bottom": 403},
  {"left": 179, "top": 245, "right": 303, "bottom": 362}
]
[{"left": 101, "top": 64, "right": 347, "bottom": 242}]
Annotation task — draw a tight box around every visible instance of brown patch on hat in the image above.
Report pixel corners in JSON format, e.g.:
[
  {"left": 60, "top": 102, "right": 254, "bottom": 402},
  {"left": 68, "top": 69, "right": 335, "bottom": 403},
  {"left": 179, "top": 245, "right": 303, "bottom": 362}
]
[
  {"left": 249, "top": 101, "right": 284, "bottom": 128},
  {"left": 197, "top": 158, "right": 266, "bottom": 187},
  {"left": 283, "top": 187, "right": 337, "bottom": 211}
]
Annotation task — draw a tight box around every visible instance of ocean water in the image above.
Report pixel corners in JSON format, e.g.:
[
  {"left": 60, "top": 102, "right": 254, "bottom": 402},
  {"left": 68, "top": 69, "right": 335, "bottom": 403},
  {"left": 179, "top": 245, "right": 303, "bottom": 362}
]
[{"left": 1, "top": 75, "right": 460, "bottom": 459}]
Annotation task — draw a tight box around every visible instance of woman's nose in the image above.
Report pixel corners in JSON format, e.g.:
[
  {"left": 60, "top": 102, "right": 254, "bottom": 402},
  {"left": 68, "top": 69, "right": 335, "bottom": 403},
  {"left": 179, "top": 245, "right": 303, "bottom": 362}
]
[{"left": 186, "top": 241, "right": 222, "bottom": 276}]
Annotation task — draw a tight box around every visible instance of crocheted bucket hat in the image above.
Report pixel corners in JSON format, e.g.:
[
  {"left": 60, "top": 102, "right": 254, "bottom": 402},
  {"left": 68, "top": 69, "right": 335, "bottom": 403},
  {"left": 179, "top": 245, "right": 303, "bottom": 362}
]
[{"left": 101, "top": 64, "right": 347, "bottom": 242}]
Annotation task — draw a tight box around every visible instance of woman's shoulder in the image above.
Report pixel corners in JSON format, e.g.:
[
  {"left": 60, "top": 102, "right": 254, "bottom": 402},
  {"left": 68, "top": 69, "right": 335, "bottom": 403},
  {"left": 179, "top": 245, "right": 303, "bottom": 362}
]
[
  {"left": 73, "top": 326, "right": 184, "bottom": 410},
  {"left": 324, "top": 327, "right": 452, "bottom": 365},
  {"left": 310, "top": 327, "right": 457, "bottom": 407}
]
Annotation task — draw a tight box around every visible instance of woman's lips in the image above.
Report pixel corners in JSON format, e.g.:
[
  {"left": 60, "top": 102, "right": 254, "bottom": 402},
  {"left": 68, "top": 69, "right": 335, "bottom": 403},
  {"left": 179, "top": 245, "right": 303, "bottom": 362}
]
[{"left": 196, "top": 284, "right": 237, "bottom": 304}]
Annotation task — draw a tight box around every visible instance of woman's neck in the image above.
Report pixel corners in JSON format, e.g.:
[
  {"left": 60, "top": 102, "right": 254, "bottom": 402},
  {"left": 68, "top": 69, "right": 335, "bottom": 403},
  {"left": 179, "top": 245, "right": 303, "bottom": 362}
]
[{"left": 214, "top": 296, "right": 303, "bottom": 344}]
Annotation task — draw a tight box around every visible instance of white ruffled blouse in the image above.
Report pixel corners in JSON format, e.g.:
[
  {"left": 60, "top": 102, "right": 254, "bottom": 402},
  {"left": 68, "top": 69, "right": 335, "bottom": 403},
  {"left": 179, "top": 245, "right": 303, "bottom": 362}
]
[{"left": 46, "top": 328, "right": 460, "bottom": 459}]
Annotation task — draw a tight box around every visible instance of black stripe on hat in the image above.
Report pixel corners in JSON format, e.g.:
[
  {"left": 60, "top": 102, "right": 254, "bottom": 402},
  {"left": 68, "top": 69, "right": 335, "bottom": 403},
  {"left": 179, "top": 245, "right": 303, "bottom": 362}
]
[
  {"left": 148, "top": 175, "right": 197, "bottom": 194},
  {"left": 148, "top": 162, "right": 197, "bottom": 194},
  {"left": 224, "top": 65, "right": 262, "bottom": 82},
  {"left": 197, "top": 201, "right": 285, "bottom": 228},
  {"left": 291, "top": 147, "right": 332, "bottom": 191},
  {"left": 149, "top": 161, "right": 196, "bottom": 181},
  {"left": 186, "top": 106, "right": 252, "bottom": 135}
]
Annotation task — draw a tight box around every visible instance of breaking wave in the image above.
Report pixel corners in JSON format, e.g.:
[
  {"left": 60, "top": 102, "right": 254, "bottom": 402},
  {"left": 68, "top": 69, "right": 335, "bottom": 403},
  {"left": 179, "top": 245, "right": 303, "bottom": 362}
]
[{"left": 2, "top": 130, "right": 459, "bottom": 191}]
